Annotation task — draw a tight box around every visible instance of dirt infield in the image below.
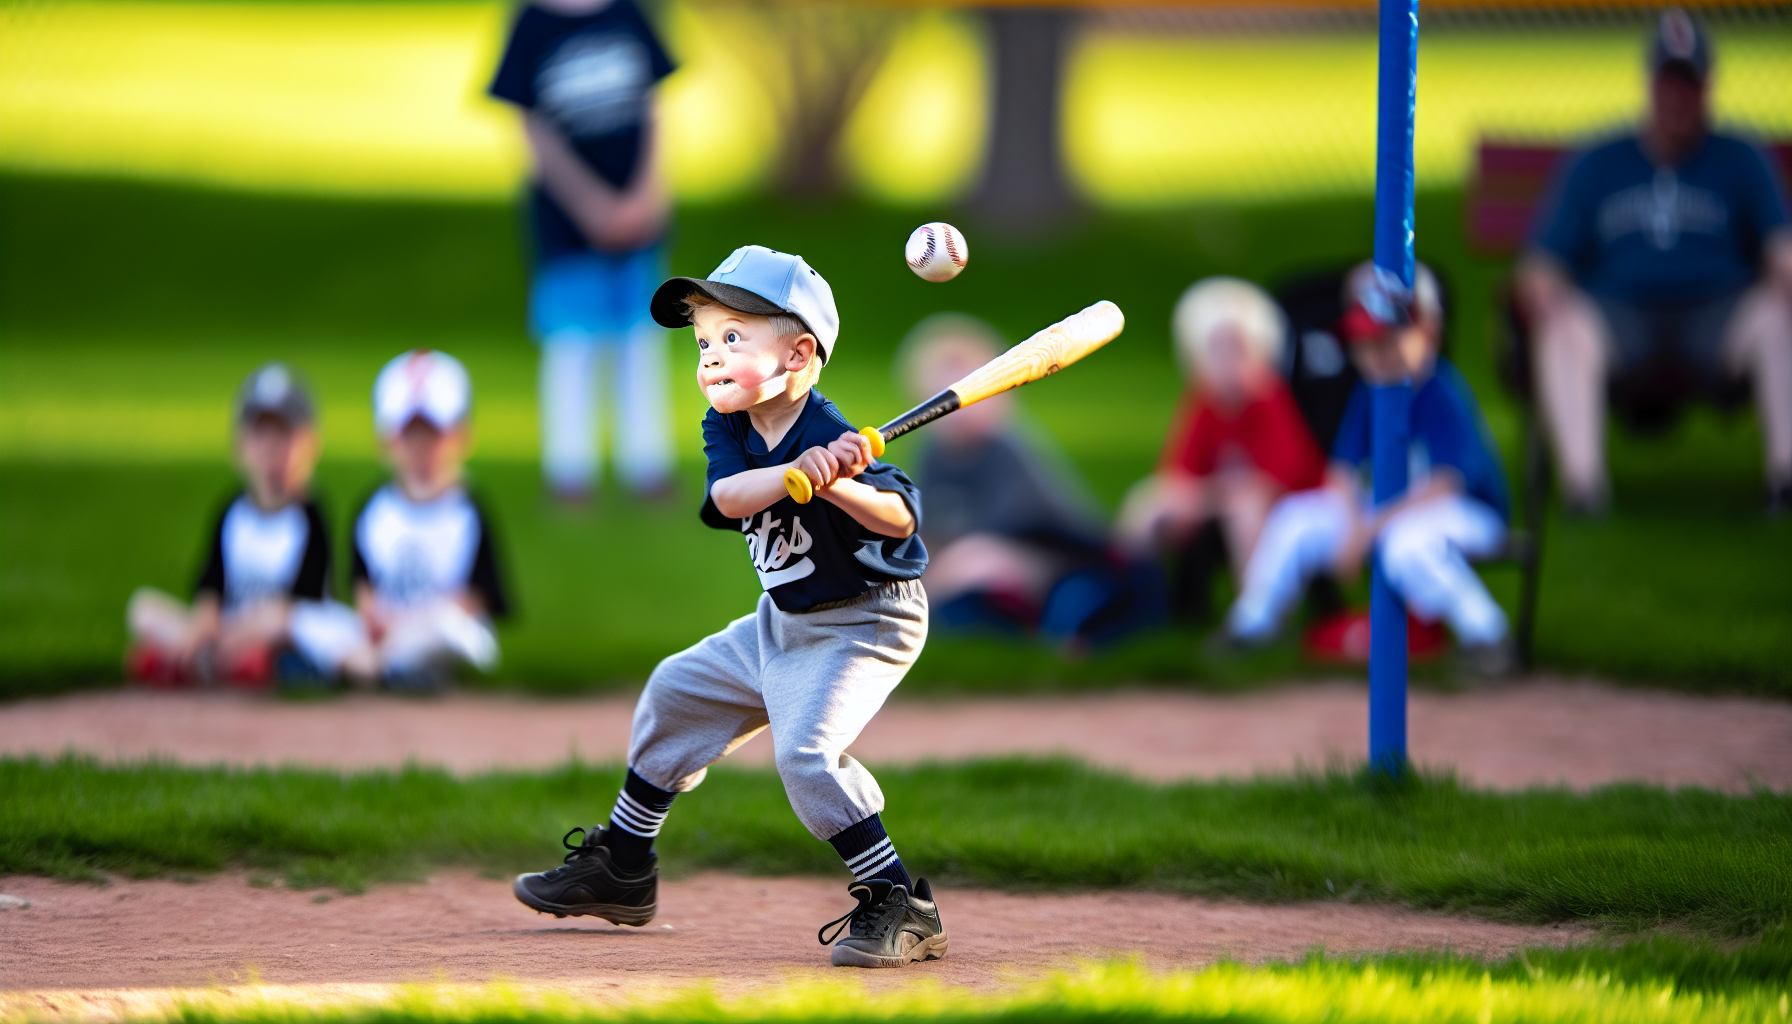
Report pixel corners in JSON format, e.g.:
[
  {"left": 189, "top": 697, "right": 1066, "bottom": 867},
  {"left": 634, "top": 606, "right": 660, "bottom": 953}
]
[
  {"left": 3, "top": 677, "right": 1789, "bottom": 791},
  {"left": 0, "top": 870, "right": 1591, "bottom": 1008},
  {"left": 1, "top": 678, "right": 1780, "bottom": 1016}
]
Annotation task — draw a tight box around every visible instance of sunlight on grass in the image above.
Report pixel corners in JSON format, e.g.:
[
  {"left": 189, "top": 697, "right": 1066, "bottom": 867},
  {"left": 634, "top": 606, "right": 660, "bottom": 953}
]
[
  {"left": 124, "top": 961, "right": 1792, "bottom": 1024},
  {"left": 1065, "top": 25, "right": 1792, "bottom": 205},
  {"left": 0, "top": 1, "right": 782, "bottom": 200},
  {"left": 6, "top": 5, "right": 1785, "bottom": 204},
  {"left": 0, "top": 2, "right": 525, "bottom": 198}
]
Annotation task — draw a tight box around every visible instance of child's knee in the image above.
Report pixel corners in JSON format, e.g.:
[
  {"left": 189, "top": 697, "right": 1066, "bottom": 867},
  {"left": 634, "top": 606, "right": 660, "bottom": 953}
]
[{"left": 773, "top": 743, "right": 827, "bottom": 786}]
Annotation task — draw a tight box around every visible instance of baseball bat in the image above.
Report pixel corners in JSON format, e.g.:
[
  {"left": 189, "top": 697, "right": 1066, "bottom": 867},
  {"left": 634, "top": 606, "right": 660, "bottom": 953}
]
[{"left": 783, "top": 299, "right": 1125, "bottom": 503}]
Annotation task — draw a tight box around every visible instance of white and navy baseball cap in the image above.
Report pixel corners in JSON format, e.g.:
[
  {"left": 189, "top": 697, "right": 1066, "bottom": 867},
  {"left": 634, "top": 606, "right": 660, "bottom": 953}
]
[
  {"left": 235, "top": 362, "right": 315, "bottom": 428},
  {"left": 650, "top": 245, "right": 841, "bottom": 364},
  {"left": 373, "top": 349, "right": 471, "bottom": 437}
]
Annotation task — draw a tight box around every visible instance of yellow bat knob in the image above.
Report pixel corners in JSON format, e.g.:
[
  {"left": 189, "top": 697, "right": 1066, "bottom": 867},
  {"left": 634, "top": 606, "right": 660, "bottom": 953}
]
[
  {"left": 860, "top": 426, "right": 886, "bottom": 458},
  {"left": 783, "top": 466, "right": 814, "bottom": 504}
]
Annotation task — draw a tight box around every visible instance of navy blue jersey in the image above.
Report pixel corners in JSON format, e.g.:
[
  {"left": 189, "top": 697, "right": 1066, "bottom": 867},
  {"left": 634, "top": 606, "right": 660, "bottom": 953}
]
[
  {"left": 701, "top": 390, "right": 927, "bottom": 613},
  {"left": 1331, "top": 358, "right": 1510, "bottom": 521},
  {"left": 1532, "top": 133, "right": 1788, "bottom": 305},
  {"left": 488, "top": 1, "right": 675, "bottom": 260}
]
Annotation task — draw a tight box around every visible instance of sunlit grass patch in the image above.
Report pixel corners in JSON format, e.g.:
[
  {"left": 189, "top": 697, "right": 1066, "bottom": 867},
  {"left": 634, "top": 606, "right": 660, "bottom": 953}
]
[
  {"left": 131, "top": 961, "right": 1792, "bottom": 1024},
  {"left": 6, "top": 5, "right": 1787, "bottom": 205},
  {"left": 1064, "top": 24, "right": 1792, "bottom": 206}
]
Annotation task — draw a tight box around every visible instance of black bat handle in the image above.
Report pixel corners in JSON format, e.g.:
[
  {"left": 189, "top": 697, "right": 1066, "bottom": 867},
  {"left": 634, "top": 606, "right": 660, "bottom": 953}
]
[{"left": 876, "top": 389, "right": 962, "bottom": 445}]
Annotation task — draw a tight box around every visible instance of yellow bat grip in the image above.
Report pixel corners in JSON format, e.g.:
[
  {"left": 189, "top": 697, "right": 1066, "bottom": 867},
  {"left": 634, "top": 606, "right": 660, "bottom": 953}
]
[
  {"left": 860, "top": 426, "right": 886, "bottom": 458},
  {"left": 783, "top": 466, "right": 814, "bottom": 504}
]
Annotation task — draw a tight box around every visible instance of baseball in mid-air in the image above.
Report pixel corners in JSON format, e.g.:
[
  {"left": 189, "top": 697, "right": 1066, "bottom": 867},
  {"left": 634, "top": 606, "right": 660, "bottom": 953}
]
[{"left": 905, "top": 222, "right": 968, "bottom": 282}]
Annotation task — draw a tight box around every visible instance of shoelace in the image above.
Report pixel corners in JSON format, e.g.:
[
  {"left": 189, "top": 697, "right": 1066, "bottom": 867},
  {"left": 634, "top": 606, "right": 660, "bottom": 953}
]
[
  {"left": 540, "top": 826, "right": 598, "bottom": 879},
  {"left": 817, "top": 886, "right": 901, "bottom": 945}
]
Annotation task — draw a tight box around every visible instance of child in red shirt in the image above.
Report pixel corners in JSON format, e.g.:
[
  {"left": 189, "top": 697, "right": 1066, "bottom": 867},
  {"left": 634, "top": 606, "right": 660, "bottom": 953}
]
[{"left": 1119, "top": 277, "right": 1325, "bottom": 592}]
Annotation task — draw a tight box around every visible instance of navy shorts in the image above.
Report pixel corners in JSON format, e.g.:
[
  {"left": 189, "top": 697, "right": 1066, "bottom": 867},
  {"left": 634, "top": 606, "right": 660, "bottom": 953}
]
[{"left": 1593, "top": 288, "right": 1747, "bottom": 396}]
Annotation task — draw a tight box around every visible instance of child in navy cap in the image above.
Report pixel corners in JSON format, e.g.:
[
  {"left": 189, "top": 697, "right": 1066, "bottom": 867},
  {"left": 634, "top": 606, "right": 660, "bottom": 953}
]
[
  {"left": 512, "top": 246, "right": 945, "bottom": 969},
  {"left": 126, "top": 364, "right": 334, "bottom": 686}
]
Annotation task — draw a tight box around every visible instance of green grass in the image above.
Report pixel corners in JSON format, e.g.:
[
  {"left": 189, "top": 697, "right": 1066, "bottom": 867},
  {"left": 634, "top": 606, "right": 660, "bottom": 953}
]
[
  {"left": 126, "top": 960, "right": 1792, "bottom": 1024},
  {"left": 2, "top": 172, "right": 1790, "bottom": 695},
  {"left": 7, "top": 755, "right": 1791, "bottom": 936}
]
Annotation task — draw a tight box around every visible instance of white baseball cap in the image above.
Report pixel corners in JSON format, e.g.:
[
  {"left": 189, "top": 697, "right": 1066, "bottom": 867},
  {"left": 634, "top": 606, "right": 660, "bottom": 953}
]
[{"left": 373, "top": 349, "right": 471, "bottom": 436}]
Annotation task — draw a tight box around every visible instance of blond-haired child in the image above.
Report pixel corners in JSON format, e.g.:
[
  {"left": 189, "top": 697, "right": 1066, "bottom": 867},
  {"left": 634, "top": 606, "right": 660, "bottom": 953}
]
[
  {"left": 1118, "top": 278, "right": 1325, "bottom": 610},
  {"left": 511, "top": 246, "right": 945, "bottom": 969}
]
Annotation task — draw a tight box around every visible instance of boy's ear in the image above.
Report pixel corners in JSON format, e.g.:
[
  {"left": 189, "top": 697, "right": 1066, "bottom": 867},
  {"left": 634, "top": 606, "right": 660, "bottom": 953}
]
[{"left": 788, "top": 334, "right": 818, "bottom": 370}]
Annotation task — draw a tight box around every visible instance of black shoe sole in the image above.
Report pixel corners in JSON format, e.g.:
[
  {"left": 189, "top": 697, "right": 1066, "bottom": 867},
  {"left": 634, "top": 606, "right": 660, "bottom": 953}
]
[{"left": 512, "top": 875, "right": 656, "bottom": 926}]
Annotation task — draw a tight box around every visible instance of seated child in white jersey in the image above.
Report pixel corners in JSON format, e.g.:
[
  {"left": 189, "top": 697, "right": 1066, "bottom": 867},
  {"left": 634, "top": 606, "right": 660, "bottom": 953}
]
[
  {"left": 127, "top": 364, "right": 334, "bottom": 686},
  {"left": 336, "top": 350, "right": 509, "bottom": 687}
]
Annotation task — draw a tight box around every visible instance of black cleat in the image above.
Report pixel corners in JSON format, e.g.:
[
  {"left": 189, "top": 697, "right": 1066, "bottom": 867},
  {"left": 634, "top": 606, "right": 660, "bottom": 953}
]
[
  {"left": 818, "top": 878, "right": 947, "bottom": 968},
  {"left": 513, "top": 826, "right": 657, "bottom": 926}
]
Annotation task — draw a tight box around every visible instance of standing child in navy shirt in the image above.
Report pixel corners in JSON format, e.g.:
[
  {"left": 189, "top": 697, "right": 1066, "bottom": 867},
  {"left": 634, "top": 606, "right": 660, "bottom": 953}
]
[
  {"left": 489, "top": 0, "right": 677, "bottom": 501},
  {"left": 1224, "top": 262, "right": 1516, "bottom": 675},
  {"left": 512, "top": 246, "right": 946, "bottom": 969}
]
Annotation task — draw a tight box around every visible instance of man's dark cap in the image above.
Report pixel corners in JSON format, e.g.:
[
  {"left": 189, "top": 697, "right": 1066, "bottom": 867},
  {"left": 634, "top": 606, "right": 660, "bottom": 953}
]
[
  {"left": 1650, "top": 8, "right": 1711, "bottom": 80},
  {"left": 235, "top": 363, "right": 315, "bottom": 427}
]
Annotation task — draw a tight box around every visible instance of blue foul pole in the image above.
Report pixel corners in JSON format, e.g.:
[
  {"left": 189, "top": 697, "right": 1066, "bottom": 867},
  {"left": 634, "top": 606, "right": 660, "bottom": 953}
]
[{"left": 1369, "top": 0, "right": 1419, "bottom": 777}]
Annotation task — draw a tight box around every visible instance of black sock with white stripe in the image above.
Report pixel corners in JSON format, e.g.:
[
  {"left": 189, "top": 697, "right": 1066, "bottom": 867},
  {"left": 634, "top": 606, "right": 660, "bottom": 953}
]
[
  {"left": 606, "top": 768, "right": 674, "bottom": 872},
  {"left": 827, "top": 814, "right": 913, "bottom": 891}
]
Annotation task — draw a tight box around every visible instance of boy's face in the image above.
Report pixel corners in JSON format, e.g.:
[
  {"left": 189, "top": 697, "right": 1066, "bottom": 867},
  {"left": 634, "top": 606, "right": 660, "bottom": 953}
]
[
  {"left": 692, "top": 305, "right": 814, "bottom": 413},
  {"left": 914, "top": 336, "right": 1008, "bottom": 444},
  {"left": 236, "top": 415, "right": 318, "bottom": 507},
  {"left": 384, "top": 417, "right": 468, "bottom": 497},
  {"left": 1198, "top": 324, "right": 1276, "bottom": 408},
  {"left": 1349, "top": 320, "right": 1437, "bottom": 385}
]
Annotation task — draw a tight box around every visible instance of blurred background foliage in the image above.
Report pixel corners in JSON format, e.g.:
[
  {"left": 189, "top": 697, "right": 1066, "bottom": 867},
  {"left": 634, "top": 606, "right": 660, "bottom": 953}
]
[{"left": 0, "top": 0, "right": 1788, "bottom": 695}]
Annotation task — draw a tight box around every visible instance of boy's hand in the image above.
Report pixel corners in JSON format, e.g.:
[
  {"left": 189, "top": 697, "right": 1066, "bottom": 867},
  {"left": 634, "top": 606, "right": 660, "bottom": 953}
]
[
  {"left": 792, "top": 446, "right": 842, "bottom": 493},
  {"left": 828, "top": 431, "right": 876, "bottom": 480}
]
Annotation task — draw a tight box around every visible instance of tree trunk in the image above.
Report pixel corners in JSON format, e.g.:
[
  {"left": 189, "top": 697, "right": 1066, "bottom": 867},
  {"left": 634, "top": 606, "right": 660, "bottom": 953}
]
[{"left": 975, "top": 7, "right": 1075, "bottom": 222}]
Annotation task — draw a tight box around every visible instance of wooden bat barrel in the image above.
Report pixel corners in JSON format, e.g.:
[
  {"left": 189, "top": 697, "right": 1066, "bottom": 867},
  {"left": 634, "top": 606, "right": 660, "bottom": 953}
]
[{"left": 783, "top": 300, "right": 1123, "bottom": 503}]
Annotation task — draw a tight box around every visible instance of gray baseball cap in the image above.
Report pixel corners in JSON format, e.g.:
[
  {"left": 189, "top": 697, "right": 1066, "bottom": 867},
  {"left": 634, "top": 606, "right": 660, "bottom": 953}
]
[
  {"left": 234, "top": 363, "right": 315, "bottom": 428},
  {"left": 650, "top": 245, "right": 841, "bottom": 364},
  {"left": 1650, "top": 8, "right": 1711, "bottom": 80}
]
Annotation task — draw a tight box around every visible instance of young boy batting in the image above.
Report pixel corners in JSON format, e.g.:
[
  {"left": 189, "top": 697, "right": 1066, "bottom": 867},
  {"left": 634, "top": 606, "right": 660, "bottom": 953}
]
[{"left": 513, "top": 245, "right": 945, "bottom": 968}]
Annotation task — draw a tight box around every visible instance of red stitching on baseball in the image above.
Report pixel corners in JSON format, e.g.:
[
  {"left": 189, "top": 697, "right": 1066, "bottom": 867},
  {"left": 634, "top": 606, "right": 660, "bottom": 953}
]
[{"left": 943, "top": 227, "right": 962, "bottom": 266}]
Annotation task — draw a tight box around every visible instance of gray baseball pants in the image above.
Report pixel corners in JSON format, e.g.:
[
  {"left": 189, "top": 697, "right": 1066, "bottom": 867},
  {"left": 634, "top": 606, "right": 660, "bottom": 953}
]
[{"left": 627, "top": 579, "right": 928, "bottom": 840}]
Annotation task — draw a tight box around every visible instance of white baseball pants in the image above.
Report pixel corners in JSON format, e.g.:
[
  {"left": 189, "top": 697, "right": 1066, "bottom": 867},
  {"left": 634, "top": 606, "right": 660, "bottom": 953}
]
[
  {"left": 1227, "top": 489, "right": 1509, "bottom": 646},
  {"left": 539, "top": 327, "right": 673, "bottom": 496},
  {"left": 289, "top": 598, "right": 498, "bottom": 676},
  {"left": 627, "top": 580, "right": 928, "bottom": 841}
]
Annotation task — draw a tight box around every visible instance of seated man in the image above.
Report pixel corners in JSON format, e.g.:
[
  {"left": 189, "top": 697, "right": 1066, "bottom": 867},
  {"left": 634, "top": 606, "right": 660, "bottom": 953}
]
[
  {"left": 1518, "top": 7, "right": 1792, "bottom": 513},
  {"left": 1117, "top": 277, "right": 1326, "bottom": 619},
  {"left": 1225, "top": 263, "right": 1516, "bottom": 676},
  {"left": 901, "top": 314, "right": 1155, "bottom": 648}
]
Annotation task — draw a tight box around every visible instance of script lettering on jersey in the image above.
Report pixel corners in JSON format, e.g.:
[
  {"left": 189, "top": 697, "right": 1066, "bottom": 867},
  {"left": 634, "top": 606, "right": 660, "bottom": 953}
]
[{"left": 742, "top": 511, "right": 816, "bottom": 590}]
